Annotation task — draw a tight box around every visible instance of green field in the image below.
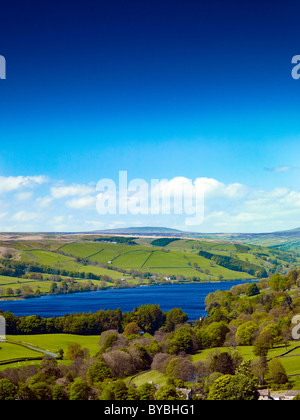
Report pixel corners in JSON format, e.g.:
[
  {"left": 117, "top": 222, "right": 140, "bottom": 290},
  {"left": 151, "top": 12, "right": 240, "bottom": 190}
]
[
  {"left": 0, "top": 341, "right": 42, "bottom": 361},
  {"left": 0, "top": 235, "right": 299, "bottom": 300},
  {"left": 0, "top": 334, "right": 102, "bottom": 370}
]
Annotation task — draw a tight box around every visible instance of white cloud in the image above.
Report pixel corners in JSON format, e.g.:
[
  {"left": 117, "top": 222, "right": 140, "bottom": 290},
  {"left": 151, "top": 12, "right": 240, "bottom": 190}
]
[
  {"left": 12, "top": 211, "right": 39, "bottom": 222},
  {"left": 66, "top": 195, "right": 96, "bottom": 209},
  {"left": 0, "top": 175, "right": 48, "bottom": 194},
  {"left": 15, "top": 191, "right": 33, "bottom": 201},
  {"left": 194, "top": 177, "right": 247, "bottom": 200},
  {"left": 51, "top": 183, "right": 95, "bottom": 199},
  {"left": 265, "top": 166, "right": 292, "bottom": 173},
  {"left": 36, "top": 196, "right": 53, "bottom": 209}
]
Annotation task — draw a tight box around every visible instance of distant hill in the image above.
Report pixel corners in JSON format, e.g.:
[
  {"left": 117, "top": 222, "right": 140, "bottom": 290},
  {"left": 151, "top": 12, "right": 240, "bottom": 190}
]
[
  {"left": 91, "top": 226, "right": 184, "bottom": 236},
  {"left": 89, "top": 226, "right": 300, "bottom": 252}
]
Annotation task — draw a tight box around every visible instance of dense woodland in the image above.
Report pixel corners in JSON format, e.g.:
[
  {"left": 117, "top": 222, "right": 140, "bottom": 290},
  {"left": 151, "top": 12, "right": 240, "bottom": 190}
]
[
  {"left": 198, "top": 251, "right": 267, "bottom": 277},
  {"left": 0, "top": 269, "right": 300, "bottom": 400}
]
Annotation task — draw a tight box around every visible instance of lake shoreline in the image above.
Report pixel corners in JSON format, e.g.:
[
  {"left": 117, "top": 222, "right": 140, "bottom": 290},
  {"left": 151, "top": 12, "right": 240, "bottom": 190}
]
[
  {"left": 0, "top": 277, "right": 257, "bottom": 302},
  {"left": 0, "top": 280, "right": 259, "bottom": 321}
]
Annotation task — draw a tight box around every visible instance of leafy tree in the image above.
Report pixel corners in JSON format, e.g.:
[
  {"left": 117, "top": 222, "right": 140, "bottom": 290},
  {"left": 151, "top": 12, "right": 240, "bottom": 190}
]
[
  {"left": 268, "top": 358, "right": 288, "bottom": 385},
  {"left": 236, "top": 321, "right": 258, "bottom": 345},
  {"left": 114, "top": 380, "right": 129, "bottom": 400},
  {"left": 127, "top": 385, "right": 140, "bottom": 400},
  {"left": 101, "top": 333, "right": 119, "bottom": 352},
  {"left": 123, "top": 322, "right": 142, "bottom": 337},
  {"left": 87, "top": 360, "right": 112, "bottom": 384},
  {"left": 138, "top": 383, "right": 156, "bottom": 400},
  {"left": 166, "top": 326, "right": 194, "bottom": 354},
  {"left": 146, "top": 339, "right": 162, "bottom": 357},
  {"left": 0, "top": 378, "right": 17, "bottom": 400},
  {"left": 100, "top": 380, "right": 128, "bottom": 400},
  {"left": 205, "top": 322, "right": 229, "bottom": 347},
  {"left": 253, "top": 331, "right": 274, "bottom": 357},
  {"left": 69, "top": 378, "right": 91, "bottom": 400},
  {"left": 166, "top": 357, "right": 196, "bottom": 382},
  {"left": 164, "top": 308, "right": 188, "bottom": 332},
  {"left": 66, "top": 342, "right": 85, "bottom": 360},
  {"left": 261, "top": 324, "right": 282, "bottom": 345},
  {"left": 208, "top": 351, "right": 236, "bottom": 375},
  {"left": 208, "top": 370, "right": 258, "bottom": 400},
  {"left": 208, "top": 374, "right": 233, "bottom": 400},
  {"left": 52, "top": 384, "right": 66, "bottom": 400},
  {"left": 135, "top": 304, "right": 165, "bottom": 335},
  {"left": 154, "top": 384, "right": 185, "bottom": 400},
  {"left": 251, "top": 356, "right": 268, "bottom": 385},
  {"left": 29, "top": 381, "right": 52, "bottom": 400},
  {"left": 246, "top": 283, "right": 260, "bottom": 297}
]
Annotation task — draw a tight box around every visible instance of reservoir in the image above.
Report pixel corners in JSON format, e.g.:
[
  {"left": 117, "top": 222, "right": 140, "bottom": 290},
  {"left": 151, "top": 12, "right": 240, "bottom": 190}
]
[{"left": 0, "top": 280, "right": 255, "bottom": 321}]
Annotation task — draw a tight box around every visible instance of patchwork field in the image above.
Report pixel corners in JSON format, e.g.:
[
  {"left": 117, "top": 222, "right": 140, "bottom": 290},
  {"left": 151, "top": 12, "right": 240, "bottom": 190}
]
[{"left": 0, "top": 234, "right": 298, "bottom": 299}]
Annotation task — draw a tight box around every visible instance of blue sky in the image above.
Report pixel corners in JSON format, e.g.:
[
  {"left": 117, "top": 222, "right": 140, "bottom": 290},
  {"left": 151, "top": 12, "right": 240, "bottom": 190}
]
[{"left": 0, "top": 0, "right": 300, "bottom": 233}]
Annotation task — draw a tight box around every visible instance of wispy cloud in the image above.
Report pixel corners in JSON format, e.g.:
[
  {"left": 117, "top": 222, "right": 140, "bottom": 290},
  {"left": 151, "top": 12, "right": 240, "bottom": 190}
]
[
  {"left": 0, "top": 172, "right": 300, "bottom": 233},
  {"left": 51, "top": 183, "right": 95, "bottom": 199},
  {"left": 264, "top": 165, "right": 292, "bottom": 173},
  {"left": 0, "top": 175, "right": 48, "bottom": 194}
]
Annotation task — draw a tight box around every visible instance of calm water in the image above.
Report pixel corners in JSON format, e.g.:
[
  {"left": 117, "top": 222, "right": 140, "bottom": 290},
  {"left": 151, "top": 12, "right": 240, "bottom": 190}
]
[{"left": 0, "top": 281, "right": 255, "bottom": 321}]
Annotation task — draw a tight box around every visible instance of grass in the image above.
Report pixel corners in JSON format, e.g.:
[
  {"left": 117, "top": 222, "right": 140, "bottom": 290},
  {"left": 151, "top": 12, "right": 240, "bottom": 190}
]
[
  {"left": 0, "top": 237, "right": 298, "bottom": 301},
  {"left": 0, "top": 341, "right": 42, "bottom": 360},
  {"left": 21, "top": 250, "right": 126, "bottom": 280},
  {"left": 1, "top": 335, "right": 300, "bottom": 389},
  {"left": 192, "top": 343, "right": 299, "bottom": 363},
  {"left": 126, "top": 370, "right": 168, "bottom": 387},
  {"left": 4, "top": 334, "right": 101, "bottom": 358}
]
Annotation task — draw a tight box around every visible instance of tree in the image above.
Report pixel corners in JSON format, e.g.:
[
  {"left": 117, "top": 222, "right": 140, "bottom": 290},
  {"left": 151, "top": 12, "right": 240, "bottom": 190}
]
[
  {"left": 208, "top": 374, "right": 233, "bottom": 400},
  {"left": 29, "top": 381, "right": 52, "bottom": 400},
  {"left": 69, "top": 378, "right": 91, "bottom": 400},
  {"left": 154, "top": 385, "right": 185, "bottom": 400},
  {"left": 165, "top": 356, "right": 195, "bottom": 382},
  {"left": 205, "top": 322, "right": 229, "bottom": 347},
  {"left": 135, "top": 304, "right": 165, "bottom": 335},
  {"left": 236, "top": 321, "right": 258, "bottom": 345},
  {"left": 268, "top": 358, "right": 288, "bottom": 385},
  {"left": 100, "top": 380, "right": 128, "bottom": 400},
  {"left": 0, "top": 378, "right": 17, "bottom": 400},
  {"left": 138, "top": 383, "right": 156, "bottom": 400},
  {"left": 164, "top": 308, "right": 188, "bottom": 332},
  {"left": 208, "top": 370, "right": 258, "bottom": 400},
  {"left": 52, "top": 384, "right": 66, "bottom": 400},
  {"left": 246, "top": 283, "right": 260, "bottom": 297},
  {"left": 66, "top": 342, "right": 85, "bottom": 360},
  {"left": 208, "top": 351, "right": 236, "bottom": 375},
  {"left": 253, "top": 331, "right": 274, "bottom": 357},
  {"left": 87, "top": 360, "right": 112, "bottom": 384},
  {"left": 165, "top": 326, "right": 194, "bottom": 354},
  {"left": 101, "top": 333, "right": 119, "bottom": 352},
  {"left": 123, "top": 322, "right": 142, "bottom": 337},
  {"left": 252, "top": 356, "right": 268, "bottom": 385}
]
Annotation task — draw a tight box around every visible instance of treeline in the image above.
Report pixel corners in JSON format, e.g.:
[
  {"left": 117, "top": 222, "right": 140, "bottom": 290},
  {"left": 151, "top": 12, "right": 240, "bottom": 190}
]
[
  {"left": 93, "top": 237, "right": 137, "bottom": 245},
  {"left": 0, "top": 258, "right": 110, "bottom": 281},
  {"left": 198, "top": 251, "right": 267, "bottom": 277},
  {"left": 150, "top": 238, "right": 180, "bottom": 247},
  {"left": 204, "top": 270, "right": 300, "bottom": 344},
  {"left": 1, "top": 270, "right": 300, "bottom": 400},
  {"left": 2, "top": 304, "right": 185, "bottom": 336}
]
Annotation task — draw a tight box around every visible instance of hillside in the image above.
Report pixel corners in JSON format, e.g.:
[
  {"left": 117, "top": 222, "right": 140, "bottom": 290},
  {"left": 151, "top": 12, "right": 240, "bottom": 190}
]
[
  {"left": 92, "top": 226, "right": 300, "bottom": 253},
  {"left": 0, "top": 236, "right": 299, "bottom": 300},
  {"left": 89, "top": 226, "right": 184, "bottom": 236}
]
